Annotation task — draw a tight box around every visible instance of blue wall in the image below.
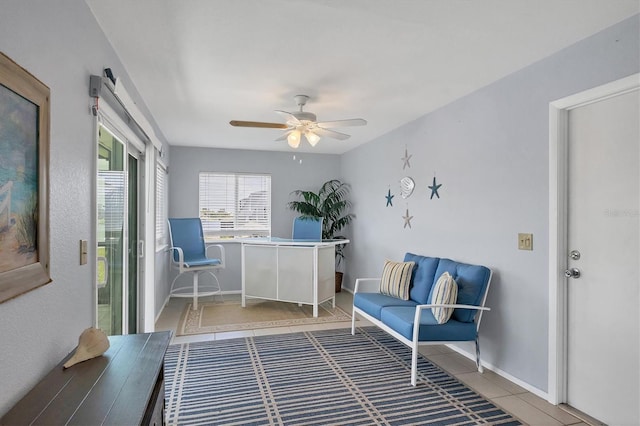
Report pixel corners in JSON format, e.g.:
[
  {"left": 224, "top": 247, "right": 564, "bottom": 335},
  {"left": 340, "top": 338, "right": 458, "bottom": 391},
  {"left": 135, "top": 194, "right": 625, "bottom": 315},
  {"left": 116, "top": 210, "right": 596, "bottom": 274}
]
[
  {"left": 340, "top": 14, "right": 639, "bottom": 393},
  {"left": 0, "top": 0, "right": 170, "bottom": 414},
  {"left": 165, "top": 146, "right": 341, "bottom": 301}
]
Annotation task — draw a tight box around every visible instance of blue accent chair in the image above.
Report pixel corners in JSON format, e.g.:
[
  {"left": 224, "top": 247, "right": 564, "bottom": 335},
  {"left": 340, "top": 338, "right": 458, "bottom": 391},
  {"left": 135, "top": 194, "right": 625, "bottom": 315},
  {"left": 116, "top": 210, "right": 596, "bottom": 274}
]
[
  {"left": 292, "top": 216, "right": 323, "bottom": 241},
  {"left": 168, "top": 218, "right": 225, "bottom": 310},
  {"left": 352, "top": 253, "right": 492, "bottom": 386}
]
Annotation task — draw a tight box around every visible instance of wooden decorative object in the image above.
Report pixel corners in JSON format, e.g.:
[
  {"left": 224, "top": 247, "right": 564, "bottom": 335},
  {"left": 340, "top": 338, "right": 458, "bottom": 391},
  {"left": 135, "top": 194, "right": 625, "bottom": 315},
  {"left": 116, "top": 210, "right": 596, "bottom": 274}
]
[{"left": 63, "top": 327, "right": 110, "bottom": 369}]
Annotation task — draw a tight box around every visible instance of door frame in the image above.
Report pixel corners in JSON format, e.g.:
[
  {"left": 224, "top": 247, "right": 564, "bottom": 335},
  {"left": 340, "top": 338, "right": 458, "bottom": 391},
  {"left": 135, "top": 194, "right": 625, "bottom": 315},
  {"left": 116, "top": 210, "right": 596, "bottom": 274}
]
[
  {"left": 94, "top": 100, "right": 153, "bottom": 334},
  {"left": 548, "top": 73, "right": 639, "bottom": 404},
  {"left": 126, "top": 148, "right": 145, "bottom": 334}
]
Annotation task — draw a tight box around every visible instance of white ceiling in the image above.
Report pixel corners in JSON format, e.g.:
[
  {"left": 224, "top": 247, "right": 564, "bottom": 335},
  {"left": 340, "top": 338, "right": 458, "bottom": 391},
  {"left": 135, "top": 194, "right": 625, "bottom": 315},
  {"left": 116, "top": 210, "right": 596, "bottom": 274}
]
[{"left": 87, "top": 0, "right": 639, "bottom": 154}]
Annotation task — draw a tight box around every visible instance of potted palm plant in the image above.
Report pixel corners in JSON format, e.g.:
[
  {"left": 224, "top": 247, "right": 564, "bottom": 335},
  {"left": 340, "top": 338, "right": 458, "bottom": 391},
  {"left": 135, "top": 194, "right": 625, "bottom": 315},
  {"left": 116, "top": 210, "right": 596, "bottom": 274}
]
[{"left": 288, "top": 179, "right": 355, "bottom": 292}]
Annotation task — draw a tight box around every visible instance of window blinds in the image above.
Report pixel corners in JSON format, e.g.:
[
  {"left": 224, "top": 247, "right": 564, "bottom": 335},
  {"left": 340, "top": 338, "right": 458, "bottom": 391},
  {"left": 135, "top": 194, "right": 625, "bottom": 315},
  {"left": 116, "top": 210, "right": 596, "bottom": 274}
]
[
  {"left": 199, "top": 172, "right": 271, "bottom": 238},
  {"left": 155, "top": 163, "right": 167, "bottom": 245}
]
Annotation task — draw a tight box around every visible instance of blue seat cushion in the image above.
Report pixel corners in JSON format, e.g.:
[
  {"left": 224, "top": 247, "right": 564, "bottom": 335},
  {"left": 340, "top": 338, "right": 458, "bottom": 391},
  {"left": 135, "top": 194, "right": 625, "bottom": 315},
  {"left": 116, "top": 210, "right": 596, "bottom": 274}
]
[
  {"left": 403, "top": 253, "right": 439, "bottom": 304},
  {"left": 431, "top": 258, "right": 491, "bottom": 323},
  {"left": 184, "top": 257, "right": 222, "bottom": 268},
  {"left": 380, "top": 306, "right": 478, "bottom": 341},
  {"left": 353, "top": 293, "right": 417, "bottom": 320}
]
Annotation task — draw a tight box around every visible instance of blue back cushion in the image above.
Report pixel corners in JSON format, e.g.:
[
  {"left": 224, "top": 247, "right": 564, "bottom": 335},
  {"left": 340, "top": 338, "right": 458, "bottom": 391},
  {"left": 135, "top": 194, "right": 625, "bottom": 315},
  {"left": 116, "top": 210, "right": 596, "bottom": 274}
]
[
  {"left": 292, "top": 217, "right": 323, "bottom": 240},
  {"left": 431, "top": 258, "right": 491, "bottom": 323},
  {"left": 403, "top": 253, "right": 439, "bottom": 304},
  {"left": 169, "top": 218, "right": 206, "bottom": 261}
]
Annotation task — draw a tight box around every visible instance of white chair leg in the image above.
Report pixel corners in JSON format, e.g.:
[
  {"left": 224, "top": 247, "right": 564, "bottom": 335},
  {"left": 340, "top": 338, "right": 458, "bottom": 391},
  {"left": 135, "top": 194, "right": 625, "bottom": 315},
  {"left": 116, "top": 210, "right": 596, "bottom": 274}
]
[
  {"left": 475, "top": 337, "right": 483, "bottom": 373},
  {"left": 351, "top": 309, "right": 356, "bottom": 335},
  {"left": 411, "top": 345, "right": 418, "bottom": 386},
  {"left": 192, "top": 272, "right": 199, "bottom": 310}
]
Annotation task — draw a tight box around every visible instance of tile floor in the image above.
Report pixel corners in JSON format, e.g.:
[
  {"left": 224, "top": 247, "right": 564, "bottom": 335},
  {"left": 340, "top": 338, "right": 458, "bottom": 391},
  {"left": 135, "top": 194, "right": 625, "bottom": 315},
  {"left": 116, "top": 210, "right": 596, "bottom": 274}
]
[{"left": 155, "top": 291, "right": 586, "bottom": 426}]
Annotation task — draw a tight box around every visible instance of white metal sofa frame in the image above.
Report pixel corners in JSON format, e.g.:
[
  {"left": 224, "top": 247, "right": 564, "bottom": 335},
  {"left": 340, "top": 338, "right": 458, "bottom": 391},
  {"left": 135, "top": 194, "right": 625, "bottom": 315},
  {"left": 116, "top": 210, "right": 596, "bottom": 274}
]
[{"left": 352, "top": 268, "right": 492, "bottom": 386}]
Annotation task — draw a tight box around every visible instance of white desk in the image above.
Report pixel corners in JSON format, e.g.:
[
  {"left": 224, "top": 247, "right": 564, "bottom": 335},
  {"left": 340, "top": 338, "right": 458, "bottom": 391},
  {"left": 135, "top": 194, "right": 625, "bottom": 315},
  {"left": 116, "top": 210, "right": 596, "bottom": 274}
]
[{"left": 240, "top": 238, "right": 349, "bottom": 317}]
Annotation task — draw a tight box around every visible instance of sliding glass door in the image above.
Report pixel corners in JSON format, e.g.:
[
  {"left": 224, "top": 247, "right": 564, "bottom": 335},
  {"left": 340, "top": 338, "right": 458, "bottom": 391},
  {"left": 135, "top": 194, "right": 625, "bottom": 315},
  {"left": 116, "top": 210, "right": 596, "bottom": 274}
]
[{"left": 97, "top": 124, "right": 143, "bottom": 335}]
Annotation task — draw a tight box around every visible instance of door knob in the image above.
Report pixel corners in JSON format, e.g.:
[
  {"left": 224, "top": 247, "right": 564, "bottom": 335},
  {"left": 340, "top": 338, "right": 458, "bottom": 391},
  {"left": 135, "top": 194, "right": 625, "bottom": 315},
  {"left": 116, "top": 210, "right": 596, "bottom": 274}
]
[{"left": 564, "top": 268, "right": 581, "bottom": 279}]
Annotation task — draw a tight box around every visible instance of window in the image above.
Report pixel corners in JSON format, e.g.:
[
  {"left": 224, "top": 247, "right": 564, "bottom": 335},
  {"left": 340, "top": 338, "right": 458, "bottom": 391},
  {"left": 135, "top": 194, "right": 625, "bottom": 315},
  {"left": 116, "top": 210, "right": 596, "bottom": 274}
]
[
  {"left": 155, "top": 162, "right": 168, "bottom": 246},
  {"left": 199, "top": 172, "right": 271, "bottom": 239}
]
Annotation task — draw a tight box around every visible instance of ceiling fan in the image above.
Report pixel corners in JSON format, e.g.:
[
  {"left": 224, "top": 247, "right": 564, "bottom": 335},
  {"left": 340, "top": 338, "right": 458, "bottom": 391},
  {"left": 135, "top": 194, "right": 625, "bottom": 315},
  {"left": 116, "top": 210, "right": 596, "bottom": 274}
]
[{"left": 229, "top": 95, "right": 367, "bottom": 148}]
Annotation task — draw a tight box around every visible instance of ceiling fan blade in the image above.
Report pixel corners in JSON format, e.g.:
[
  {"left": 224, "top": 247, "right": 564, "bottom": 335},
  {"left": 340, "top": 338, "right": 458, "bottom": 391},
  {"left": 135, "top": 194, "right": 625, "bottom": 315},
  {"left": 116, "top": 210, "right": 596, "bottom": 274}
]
[
  {"left": 274, "top": 110, "right": 301, "bottom": 125},
  {"left": 274, "top": 130, "right": 292, "bottom": 141},
  {"left": 313, "top": 127, "right": 351, "bottom": 141},
  {"left": 316, "top": 118, "right": 367, "bottom": 128},
  {"left": 229, "top": 120, "right": 289, "bottom": 129}
]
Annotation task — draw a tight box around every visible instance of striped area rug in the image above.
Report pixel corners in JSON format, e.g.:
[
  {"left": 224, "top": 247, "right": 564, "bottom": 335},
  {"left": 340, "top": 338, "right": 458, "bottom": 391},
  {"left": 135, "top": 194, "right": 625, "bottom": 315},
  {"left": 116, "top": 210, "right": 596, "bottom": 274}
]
[{"left": 164, "top": 327, "right": 521, "bottom": 425}]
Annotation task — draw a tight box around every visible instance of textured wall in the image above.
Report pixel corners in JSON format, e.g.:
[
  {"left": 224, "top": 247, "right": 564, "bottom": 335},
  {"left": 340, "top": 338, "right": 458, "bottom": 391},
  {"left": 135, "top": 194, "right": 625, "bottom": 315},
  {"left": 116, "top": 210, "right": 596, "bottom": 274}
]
[
  {"left": 0, "top": 0, "right": 169, "bottom": 414},
  {"left": 340, "top": 14, "right": 639, "bottom": 394}
]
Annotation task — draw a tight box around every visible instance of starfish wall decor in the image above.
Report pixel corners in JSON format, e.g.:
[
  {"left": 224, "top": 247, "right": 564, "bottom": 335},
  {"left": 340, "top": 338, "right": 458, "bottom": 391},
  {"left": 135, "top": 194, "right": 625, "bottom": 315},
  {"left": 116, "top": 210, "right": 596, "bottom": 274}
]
[
  {"left": 385, "top": 189, "right": 394, "bottom": 207},
  {"left": 428, "top": 176, "right": 442, "bottom": 199},
  {"left": 403, "top": 208, "right": 413, "bottom": 229},
  {"left": 401, "top": 147, "right": 412, "bottom": 170}
]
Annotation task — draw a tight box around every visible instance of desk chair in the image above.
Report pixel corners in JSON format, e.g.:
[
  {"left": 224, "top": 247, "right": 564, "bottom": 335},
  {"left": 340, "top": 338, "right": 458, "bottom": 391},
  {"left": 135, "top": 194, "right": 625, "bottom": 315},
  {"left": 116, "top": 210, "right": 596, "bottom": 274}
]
[
  {"left": 168, "top": 218, "right": 225, "bottom": 310},
  {"left": 292, "top": 216, "right": 323, "bottom": 240}
]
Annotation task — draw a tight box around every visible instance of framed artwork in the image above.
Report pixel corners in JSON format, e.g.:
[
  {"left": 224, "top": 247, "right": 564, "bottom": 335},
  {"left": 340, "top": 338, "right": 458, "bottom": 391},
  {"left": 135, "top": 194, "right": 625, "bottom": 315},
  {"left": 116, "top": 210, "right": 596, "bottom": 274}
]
[{"left": 0, "top": 51, "right": 50, "bottom": 303}]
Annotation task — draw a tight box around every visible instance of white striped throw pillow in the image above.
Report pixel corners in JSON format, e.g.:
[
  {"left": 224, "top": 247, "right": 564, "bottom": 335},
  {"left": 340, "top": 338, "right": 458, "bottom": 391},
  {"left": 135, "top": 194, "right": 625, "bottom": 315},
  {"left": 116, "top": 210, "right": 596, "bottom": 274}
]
[
  {"left": 431, "top": 272, "right": 458, "bottom": 324},
  {"left": 379, "top": 260, "right": 415, "bottom": 300}
]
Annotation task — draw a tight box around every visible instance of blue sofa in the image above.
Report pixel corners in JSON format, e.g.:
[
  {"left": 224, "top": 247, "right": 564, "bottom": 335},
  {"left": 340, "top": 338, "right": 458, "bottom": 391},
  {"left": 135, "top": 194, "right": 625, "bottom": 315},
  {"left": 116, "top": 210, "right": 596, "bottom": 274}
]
[{"left": 352, "top": 253, "right": 492, "bottom": 386}]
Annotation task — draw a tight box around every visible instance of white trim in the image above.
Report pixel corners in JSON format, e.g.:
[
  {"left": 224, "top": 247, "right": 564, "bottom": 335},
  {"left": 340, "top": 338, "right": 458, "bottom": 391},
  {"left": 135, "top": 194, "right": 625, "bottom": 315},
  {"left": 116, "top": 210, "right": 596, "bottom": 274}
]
[
  {"left": 96, "top": 101, "right": 156, "bottom": 334},
  {"left": 97, "top": 101, "right": 146, "bottom": 153},
  {"left": 155, "top": 294, "right": 172, "bottom": 324},
  {"left": 92, "top": 113, "right": 100, "bottom": 328},
  {"left": 105, "top": 76, "right": 163, "bottom": 151},
  {"left": 142, "top": 142, "right": 156, "bottom": 332},
  {"left": 548, "top": 73, "right": 640, "bottom": 405},
  {"left": 446, "top": 344, "right": 549, "bottom": 400},
  {"left": 551, "top": 74, "right": 639, "bottom": 110}
]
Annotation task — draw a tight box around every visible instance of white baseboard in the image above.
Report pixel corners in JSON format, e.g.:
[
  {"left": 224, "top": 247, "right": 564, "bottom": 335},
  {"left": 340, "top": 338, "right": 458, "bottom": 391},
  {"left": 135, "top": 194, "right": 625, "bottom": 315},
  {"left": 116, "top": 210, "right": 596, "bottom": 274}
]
[
  {"left": 155, "top": 295, "right": 171, "bottom": 324},
  {"left": 446, "top": 344, "right": 550, "bottom": 401}
]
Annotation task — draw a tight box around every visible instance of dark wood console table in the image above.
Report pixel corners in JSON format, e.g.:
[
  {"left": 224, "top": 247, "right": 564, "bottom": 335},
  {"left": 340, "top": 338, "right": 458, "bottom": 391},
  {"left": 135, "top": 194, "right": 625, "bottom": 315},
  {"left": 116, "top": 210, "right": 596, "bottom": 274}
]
[{"left": 1, "top": 331, "right": 171, "bottom": 426}]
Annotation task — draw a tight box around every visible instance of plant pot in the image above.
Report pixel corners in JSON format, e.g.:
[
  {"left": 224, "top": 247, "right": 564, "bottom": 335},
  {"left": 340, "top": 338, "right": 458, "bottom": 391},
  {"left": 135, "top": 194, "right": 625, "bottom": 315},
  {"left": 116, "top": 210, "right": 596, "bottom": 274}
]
[{"left": 335, "top": 271, "right": 343, "bottom": 293}]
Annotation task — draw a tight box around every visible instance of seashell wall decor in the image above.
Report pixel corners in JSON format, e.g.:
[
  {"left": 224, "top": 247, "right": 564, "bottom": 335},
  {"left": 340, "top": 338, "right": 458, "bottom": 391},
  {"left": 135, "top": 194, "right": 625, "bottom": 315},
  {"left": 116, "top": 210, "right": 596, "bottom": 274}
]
[
  {"left": 63, "top": 327, "right": 110, "bottom": 369},
  {"left": 400, "top": 176, "right": 415, "bottom": 199}
]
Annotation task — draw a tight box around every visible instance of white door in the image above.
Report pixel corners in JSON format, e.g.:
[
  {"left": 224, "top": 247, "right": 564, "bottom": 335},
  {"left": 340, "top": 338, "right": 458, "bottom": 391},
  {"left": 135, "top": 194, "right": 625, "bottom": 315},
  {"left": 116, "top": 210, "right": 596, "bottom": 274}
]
[{"left": 565, "top": 88, "right": 639, "bottom": 425}]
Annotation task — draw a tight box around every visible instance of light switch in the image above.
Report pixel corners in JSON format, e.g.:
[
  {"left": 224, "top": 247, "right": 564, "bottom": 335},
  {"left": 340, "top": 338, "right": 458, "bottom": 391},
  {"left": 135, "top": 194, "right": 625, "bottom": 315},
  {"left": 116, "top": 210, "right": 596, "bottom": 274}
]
[
  {"left": 80, "top": 240, "right": 88, "bottom": 265},
  {"left": 518, "top": 233, "right": 533, "bottom": 251}
]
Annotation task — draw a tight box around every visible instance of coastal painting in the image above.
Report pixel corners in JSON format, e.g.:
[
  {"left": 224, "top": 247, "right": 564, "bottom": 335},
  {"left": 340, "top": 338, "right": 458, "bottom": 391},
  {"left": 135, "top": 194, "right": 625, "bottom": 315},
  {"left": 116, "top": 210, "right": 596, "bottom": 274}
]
[
  {"left": 0, "top": 83, "right": 39, "bottom": 273},
  {"left": 0, "top": 52, "right": 50, "bottom": 303}
]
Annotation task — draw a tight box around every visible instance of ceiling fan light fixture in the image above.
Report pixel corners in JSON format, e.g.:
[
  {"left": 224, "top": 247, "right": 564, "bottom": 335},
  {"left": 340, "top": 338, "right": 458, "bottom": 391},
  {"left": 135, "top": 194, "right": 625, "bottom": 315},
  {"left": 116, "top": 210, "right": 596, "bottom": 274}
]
[
  {"left": 287, "top": 130, "right": 301, "bottom": 148},
  {"left": 305, "top": 131, "right": 320, "bottom": 146},
  {"left": 230, "top": 94, "right": 367, "bottom": 148}
]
